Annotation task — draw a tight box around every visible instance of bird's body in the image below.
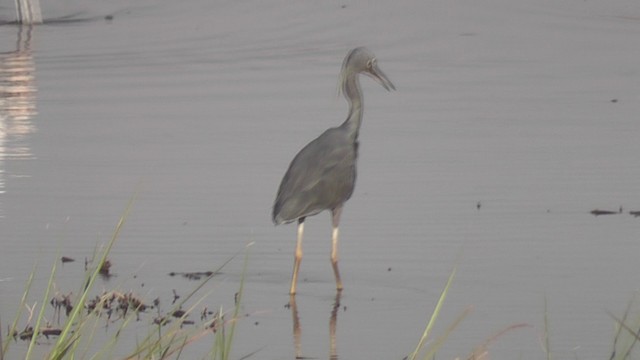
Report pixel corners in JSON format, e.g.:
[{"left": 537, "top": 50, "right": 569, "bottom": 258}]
[
  {"left": 273, "top": 47, "right": 394, "bottom": 294},
  {"left": 273, "top": 126, "right": 357, "bottom": 225}
]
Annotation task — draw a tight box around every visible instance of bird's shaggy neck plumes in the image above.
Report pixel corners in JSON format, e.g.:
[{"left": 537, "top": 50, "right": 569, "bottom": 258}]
[{"left": 339, "top": 70, "right": 364, "bottom": 141}]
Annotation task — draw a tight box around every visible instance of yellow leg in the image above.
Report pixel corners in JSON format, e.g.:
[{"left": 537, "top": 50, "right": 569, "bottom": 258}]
[
  {"left": 290, "top": 220, "right": 304, "bottom": 295},
  {"left": 331, "top": 207, "right": 343, "bottom": 292}
]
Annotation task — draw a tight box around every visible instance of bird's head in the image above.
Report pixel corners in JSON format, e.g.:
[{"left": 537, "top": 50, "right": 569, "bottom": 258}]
[{"left": 338, "top": 47, "right": 396, "bottom": 95}]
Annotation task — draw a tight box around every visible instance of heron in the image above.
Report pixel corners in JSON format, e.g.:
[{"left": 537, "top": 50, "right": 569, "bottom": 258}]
[{"left": 272, "top": 47, "right": 395, "bottom": 295}]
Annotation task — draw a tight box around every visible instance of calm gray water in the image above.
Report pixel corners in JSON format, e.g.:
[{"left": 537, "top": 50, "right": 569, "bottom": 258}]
[{"left": 1, "top": 0, "right": 640, "bottom": 358}]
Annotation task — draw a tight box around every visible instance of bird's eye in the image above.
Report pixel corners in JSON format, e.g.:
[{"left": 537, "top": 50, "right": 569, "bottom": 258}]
[{"left": 367, "top": 59, "right": 376, "bottom": 69}]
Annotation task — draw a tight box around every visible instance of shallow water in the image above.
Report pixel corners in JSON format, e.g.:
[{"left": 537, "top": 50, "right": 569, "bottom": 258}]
[{"left": 1, "top": 0, "right": 640, "bottom": 358}]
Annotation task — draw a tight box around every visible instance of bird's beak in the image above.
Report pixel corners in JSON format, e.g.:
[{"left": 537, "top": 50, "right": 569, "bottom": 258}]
[{"left": 367, "top": 64, "right": 396, "bottom": 91}]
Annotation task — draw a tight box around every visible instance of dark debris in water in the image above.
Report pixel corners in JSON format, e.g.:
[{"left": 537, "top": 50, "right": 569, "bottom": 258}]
[
  {"left": 590, "top": 209, "right": 619, "bottom": 216},
  {"left": 51, "top": 291, "right": 73, "bottom": 320},
  {"left": 9, "top": 286, "right": 229, "bottom": 342},
  {"left": 99, "top": 259, "right": 112, "bottom": 278},
  {"left": 168, "top": 270, "right": 219, "bottom": 281},
  {"left": 171, "top": 309, "right": 187, "bottom": 318},
  {"left": 590, "top": 206, "right": 640, "bottom": 218},
  {"left": 7, "top": 257, "right": 235, "bottom": 344},
  {"left": 11, "top": 326, "right": 63, "bottom": 342},
  {"left": 60, "top": 256, "right": 75, "bottom": 263},
  {"left": 172, "top": 289, "right": 180, "bottom": 304},
  {"left": 85, "top": 290, "right": 151, "bottom": 322},
  {"left": 590, "top": 206, "right": 623, "bottom": 216},
  {"left": 84, "top": 257, "right": 114, "bottom": 279}
]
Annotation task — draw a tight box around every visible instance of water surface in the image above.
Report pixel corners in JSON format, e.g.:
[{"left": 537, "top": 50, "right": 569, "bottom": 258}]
[{"left": 1, "top": 0, "right": 640, "bottom": 358}]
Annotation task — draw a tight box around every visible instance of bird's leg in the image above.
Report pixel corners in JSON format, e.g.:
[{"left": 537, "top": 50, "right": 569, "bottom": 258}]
[
  {"left": 290, "top": 218, "right": 305, "bottom": 295},
  {"left": 331, "top": 207, "right": 343, "bottom": 292}
]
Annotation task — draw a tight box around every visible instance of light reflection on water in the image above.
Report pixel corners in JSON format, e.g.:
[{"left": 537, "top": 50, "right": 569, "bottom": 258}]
[{"left": 0, "top": 25, "right": 37, "bottom": 211}]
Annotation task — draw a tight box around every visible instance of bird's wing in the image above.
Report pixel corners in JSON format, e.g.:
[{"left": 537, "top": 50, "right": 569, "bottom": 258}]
[{"left": 274, "top": 128, "right": 356, "bottom": 222}]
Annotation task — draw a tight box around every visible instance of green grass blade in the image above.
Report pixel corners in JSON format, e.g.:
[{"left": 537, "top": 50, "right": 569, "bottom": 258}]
[
  {"left": 25, "top": 254, "right": 59, "bottom": 359},
  {"left": 2, "top": 265, "right": 36, "bottom": 356},
  {"left": 543, "top": 296, "right": 551, "bottom": 360},
  {"left": 0, "top": 317, "right": 4, "bottom": 360},
  {"left": 223, "top": 242, "right": 252, "bottom": 359},
  {"left": 422, "top": 305, "right": 472, "bottom": 359},
  {"left": 408, "top": 263, "right": 457, "bottom": 360},
  {"left": 466, "top": 323, "right": 530, "bottom": 359},
  {"left": 607, "top": 309, "right": 640, "bottom": 358},
  {"left": 48, "top": 192, "right": 136, "bottom": 359}
]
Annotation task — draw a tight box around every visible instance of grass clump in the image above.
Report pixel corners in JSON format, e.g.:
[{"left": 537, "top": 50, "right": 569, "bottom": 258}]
[
  {"left": 608, "top": 296, "right": 640, "bottom": 360},
  {"left": 406, "top": 262, "right": 529, "bottom": 360},
  {"left": 1, "top": 195, "right": 252, "bottom": 360},
  {"left": 407, "top": 267, "right": 640, "bottom": 360}
]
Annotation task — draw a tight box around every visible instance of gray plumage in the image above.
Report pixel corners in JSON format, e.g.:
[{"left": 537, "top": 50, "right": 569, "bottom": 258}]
[
  {"left": 272, "top": 47, "right": 395, "bottom": 294},
  {"left": 272, "top": 126, "right": 358, "bottom": 224}
]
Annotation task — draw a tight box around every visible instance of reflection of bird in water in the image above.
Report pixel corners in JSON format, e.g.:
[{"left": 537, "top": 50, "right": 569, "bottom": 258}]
[
  {"left": 273, "top": 47, "right": 395, "bottom": 295},
  {"left": 288, "top": 292, "right": 342, "bottom": 359}
]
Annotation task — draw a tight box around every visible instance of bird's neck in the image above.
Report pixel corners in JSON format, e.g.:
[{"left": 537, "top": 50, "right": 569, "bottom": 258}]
[{"left": 340, "top": 73, "right": 363, "bottom": 141}]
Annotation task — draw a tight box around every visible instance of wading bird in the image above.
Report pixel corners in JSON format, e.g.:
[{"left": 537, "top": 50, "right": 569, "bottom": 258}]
[{"left": 272, "top": 47, "right": 395, "bottom": 295}]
